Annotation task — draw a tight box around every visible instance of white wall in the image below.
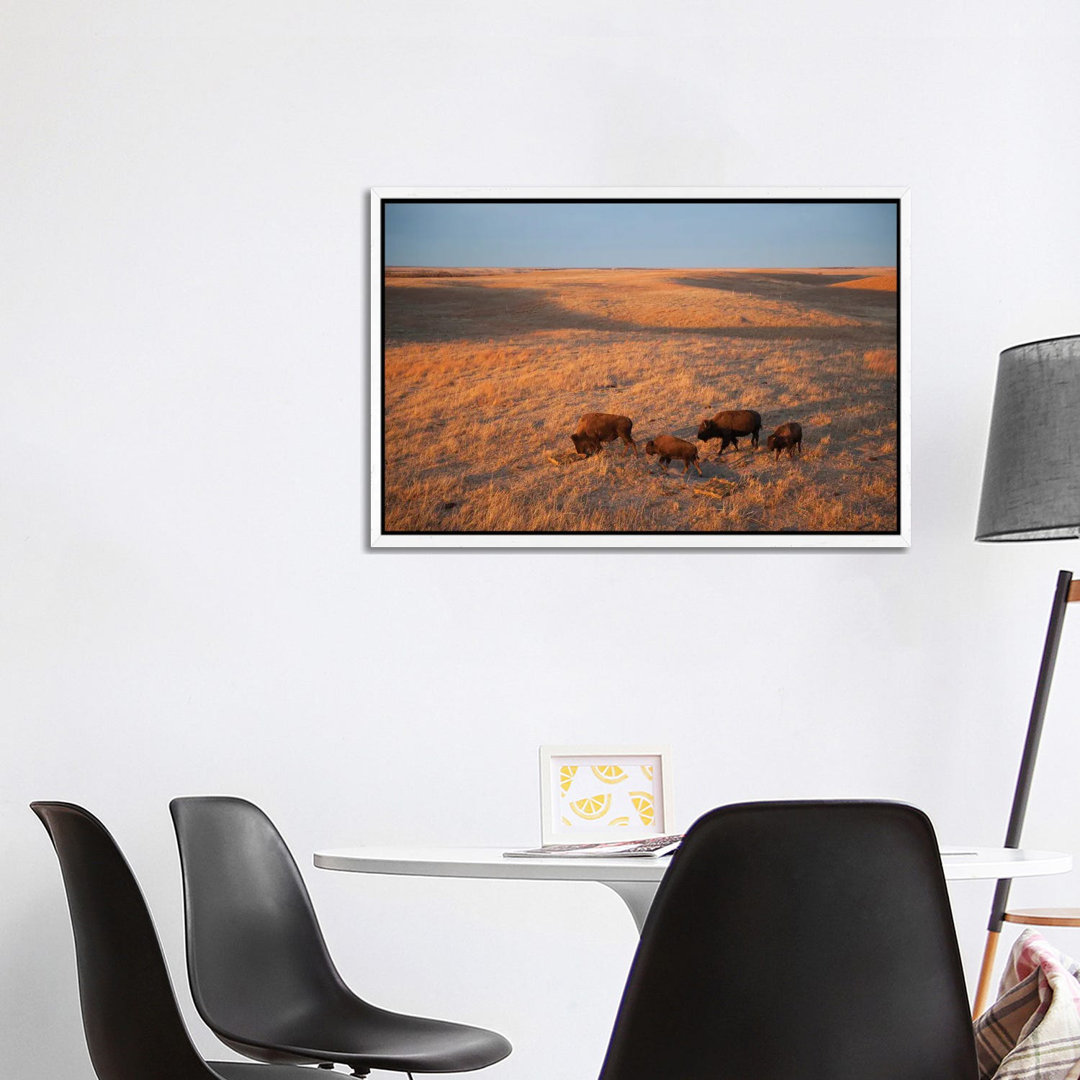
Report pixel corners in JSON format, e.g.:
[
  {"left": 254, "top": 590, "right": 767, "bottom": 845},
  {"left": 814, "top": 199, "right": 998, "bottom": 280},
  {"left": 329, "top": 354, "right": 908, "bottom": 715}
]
[{"left": 5, "top": 2, "right": 1080, "bottom": 1076}]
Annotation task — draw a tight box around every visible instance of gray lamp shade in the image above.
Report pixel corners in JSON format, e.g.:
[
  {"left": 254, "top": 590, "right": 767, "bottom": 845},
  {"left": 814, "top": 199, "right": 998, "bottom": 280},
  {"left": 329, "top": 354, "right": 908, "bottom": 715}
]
[{"left": 977, "top": 334, "right": 1080, "bottom": 541}]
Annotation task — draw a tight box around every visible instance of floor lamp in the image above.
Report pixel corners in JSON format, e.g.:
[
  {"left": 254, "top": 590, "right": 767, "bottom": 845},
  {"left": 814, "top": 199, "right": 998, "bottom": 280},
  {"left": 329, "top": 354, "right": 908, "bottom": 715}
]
[{"left": 972, "top": 333, "right": 1080, "bottom": 1018}]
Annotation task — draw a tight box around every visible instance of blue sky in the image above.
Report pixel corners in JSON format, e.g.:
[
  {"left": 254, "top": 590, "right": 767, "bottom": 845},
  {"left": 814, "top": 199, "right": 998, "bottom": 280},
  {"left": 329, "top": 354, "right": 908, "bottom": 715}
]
[{"left": 384, "top": 200, "right": 897, "bottom": 268}]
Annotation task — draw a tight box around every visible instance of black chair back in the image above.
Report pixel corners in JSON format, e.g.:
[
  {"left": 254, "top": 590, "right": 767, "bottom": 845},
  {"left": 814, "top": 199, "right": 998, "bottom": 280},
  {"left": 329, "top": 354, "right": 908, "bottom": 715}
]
[
  {"left": 170, "top": 795, "right": 512, "bottom": 1074},
  {"left": 31, "top": 801, "right": 218, "bottom": 1080},
  {"left": 169, "top": 796, "right": 356, "bottom": 1054},
  {"left": 598, "top": 801, "right": 978, "bottom": 1080}
]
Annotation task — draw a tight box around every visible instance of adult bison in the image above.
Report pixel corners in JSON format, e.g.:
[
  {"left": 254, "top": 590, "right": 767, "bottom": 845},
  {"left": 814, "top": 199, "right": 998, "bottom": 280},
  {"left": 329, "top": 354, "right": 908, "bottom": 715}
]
[
  {"left": 645, "top": 435, "right": 703, "bottom": 476},
  {"left": 696, "top": 409, "right": 762, "bottom": 455},
  {"left": 570, "top": 412, "right": 637, "bottom": 456},
  {"left": 767, "top": 421, "right": 803, "bottom": 458}
]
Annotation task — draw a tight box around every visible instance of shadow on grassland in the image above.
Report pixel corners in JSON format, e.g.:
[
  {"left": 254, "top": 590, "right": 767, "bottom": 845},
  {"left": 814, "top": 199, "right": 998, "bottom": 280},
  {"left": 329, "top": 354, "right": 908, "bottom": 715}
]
[
  {"left": 636, "top": 324, "right": 895, "bottom": 344},
  {"left": 384, "top": 283, "right": 643, "bottom": 343},
  {"left": 672, "top": 272, "right": 897, "bottom": 324},
  {"left": 385, "top": 279, "right": 897, "bottom": 345}
]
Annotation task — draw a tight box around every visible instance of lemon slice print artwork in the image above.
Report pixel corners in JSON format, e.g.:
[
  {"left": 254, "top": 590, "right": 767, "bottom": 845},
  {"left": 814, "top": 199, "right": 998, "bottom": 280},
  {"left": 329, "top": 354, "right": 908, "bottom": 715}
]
[
  {"left": 630, "top": 791, "right": 654, "bottom": 827},
  {"left": 569, "top": 793, "right": 612, "bottom": 821},
  {"left": 559, "top": 765, "right": 578, "bottom": 794},
  {"left": 591, "top": 764, "right": 628, "bottom": 784}
]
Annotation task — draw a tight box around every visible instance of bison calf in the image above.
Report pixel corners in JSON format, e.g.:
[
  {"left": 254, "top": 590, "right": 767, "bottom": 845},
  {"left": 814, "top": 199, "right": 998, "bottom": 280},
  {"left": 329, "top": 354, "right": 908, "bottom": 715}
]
[
  {"left": 767, "top": 421, "right": 803, "bottom": 458},
  {"left": 645, "top": 435, "right": 703, "bottom": 476},
  {"left": 696, "top": 409, "right": 762, "bottom": 455},
  {"left": 571, "top": 412, "right": 637, "bottom": 456}
]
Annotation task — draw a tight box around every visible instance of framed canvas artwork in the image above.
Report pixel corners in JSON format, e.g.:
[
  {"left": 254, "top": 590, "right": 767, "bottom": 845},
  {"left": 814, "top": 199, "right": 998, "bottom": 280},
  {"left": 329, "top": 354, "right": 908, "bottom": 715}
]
[{"left": 372, "top": 187, "right": 909, "bottom": 547}]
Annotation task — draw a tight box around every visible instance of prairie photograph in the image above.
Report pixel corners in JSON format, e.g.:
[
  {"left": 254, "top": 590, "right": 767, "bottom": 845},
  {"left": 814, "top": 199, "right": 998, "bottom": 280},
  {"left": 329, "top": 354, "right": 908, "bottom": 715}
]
[{"left": 375, "top": 194, "right": 904, "bottom": 545}]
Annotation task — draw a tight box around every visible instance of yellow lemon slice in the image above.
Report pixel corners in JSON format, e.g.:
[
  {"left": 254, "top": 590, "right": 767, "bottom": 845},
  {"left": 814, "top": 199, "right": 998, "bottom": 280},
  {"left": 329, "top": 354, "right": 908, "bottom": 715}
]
[
  {"left": 591, "top": 764, "right": 628, "bottom": 784},
  {"left": 559, "top": 765, "right": 578, "bottom": 794},
  {"left": 561, "top": 816, "right": 572, "bottom": 827},
  {"left": 641, "top": 764, "right": 654, "bottom": 781},
  {"left": 609, "top": 816, "right": 630, "bottom": 827},
  {"left": 569, "top": 793, "right": 612, "bottom": 821},
  {"left": 630, "top": 791, "right": 655, "bottom": 827}
]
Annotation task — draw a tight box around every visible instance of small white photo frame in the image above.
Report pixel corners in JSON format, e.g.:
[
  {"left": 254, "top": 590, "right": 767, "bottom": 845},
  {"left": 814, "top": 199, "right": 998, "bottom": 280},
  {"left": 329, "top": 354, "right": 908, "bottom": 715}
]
[{"left": 539, "top": 745, "right": 672, "bottom": 845}]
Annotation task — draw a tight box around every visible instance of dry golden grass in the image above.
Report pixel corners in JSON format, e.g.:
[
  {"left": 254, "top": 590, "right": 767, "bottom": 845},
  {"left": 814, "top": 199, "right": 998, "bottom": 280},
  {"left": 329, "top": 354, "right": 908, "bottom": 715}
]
[
  {"left": 864, "top": 348, "right": 898, "bottom": 376},
  {"left": 381, "top": 267, "right": 899, "bottom": 535},
  {"left": 832, "top": 269, "right": 897, "bottom": 291}
]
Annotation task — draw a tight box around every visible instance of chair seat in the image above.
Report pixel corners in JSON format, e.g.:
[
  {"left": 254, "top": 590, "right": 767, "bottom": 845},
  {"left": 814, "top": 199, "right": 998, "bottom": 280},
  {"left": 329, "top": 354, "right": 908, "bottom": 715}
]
[{"left": 225, "top": 1004, "right": 512, "bottom": 1073}]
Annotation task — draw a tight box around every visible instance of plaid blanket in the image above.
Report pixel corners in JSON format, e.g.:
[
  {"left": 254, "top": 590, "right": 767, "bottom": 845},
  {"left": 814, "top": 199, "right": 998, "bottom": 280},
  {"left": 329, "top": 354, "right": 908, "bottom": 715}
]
[{"left": 975, "top": 929, "right": 1080, "bottom": 1079}]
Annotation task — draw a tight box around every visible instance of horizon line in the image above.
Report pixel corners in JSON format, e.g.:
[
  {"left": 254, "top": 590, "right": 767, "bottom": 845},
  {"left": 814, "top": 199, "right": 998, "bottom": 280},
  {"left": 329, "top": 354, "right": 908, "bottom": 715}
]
[{"left": 385, "top": 263, "right": 897, "bottom": 271}]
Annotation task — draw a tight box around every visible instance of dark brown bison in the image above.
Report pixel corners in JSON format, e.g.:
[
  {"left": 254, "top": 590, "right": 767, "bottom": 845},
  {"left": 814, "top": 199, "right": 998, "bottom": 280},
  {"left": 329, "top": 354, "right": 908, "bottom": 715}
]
[
  {"left": 645, "top": 435, "right": 703, "bottom": 476},
  {"left": 571, "top": 412, "right": 637, "bottom": 456},
  {"left": 570, "top": 433, "right": 602, "bottom": 456},
  {"left": 696, "top": 409, "right": 762, "bottom": 454},
  {"left": 767, "top": 421, "right": 803, "bottom": 458}
]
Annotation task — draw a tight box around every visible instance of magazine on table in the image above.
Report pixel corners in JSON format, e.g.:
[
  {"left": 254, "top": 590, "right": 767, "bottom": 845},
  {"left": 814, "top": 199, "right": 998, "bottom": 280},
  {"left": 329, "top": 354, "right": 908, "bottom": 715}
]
[{"left": 504, "top": 834, "right": 683, "bottom": 859}]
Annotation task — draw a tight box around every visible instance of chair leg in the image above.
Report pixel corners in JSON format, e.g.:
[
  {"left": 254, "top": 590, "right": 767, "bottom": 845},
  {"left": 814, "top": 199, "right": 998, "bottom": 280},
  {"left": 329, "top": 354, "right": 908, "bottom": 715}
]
[{"left": 973, "top": 928, "right": 1001, "bottom": 1019}]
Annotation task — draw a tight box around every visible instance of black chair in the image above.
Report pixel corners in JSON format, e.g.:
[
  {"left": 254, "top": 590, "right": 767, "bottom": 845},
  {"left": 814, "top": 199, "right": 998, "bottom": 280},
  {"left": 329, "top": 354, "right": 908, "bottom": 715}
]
[
  {"left": 598, "top": 800, "right": 979, "bottom": 1080},
  {"left": 169, "top": 796, "right": 511, "bottom": 1078},
  {"left": 31, "top": 801, "right": 316, "bottom": 1080}
]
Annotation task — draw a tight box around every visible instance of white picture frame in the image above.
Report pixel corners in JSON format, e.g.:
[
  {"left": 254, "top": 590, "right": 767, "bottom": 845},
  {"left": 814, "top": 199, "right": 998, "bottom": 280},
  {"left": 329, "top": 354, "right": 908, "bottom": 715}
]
[
  {"left": 538, "top": 745, "right": 673, "bottom": 845},
  {"left": 371, "top": 186, "right": 910, "bottom": 549}
]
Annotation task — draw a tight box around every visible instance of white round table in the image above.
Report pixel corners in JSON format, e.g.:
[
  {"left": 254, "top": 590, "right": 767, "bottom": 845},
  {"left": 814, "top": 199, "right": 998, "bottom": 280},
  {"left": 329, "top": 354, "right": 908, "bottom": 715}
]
[{"left": 314, "top": 845, "right": 1073, "bottom": 933}]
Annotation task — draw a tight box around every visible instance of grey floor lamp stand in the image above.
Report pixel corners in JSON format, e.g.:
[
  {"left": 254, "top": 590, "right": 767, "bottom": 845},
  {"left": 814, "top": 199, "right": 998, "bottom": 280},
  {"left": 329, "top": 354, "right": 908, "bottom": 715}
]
[{"left": 972, "top": 569, "right": 1077, "bottom": 1018}]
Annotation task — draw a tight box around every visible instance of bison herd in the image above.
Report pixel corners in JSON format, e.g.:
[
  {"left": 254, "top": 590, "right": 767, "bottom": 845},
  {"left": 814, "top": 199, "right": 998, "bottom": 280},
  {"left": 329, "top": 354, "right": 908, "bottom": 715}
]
[{"left": 570, "top": 409, "right": 803, "bottom": 476}]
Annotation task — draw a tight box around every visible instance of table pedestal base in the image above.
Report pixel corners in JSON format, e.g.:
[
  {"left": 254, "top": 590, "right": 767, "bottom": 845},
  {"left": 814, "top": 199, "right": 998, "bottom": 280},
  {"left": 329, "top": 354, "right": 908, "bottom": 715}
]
[{"left": 600, "top": 881, "right": 659, "bottom": 934}]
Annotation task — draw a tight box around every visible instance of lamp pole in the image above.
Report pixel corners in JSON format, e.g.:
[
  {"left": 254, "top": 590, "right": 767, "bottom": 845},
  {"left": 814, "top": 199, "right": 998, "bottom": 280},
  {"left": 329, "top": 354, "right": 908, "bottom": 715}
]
[{"left": 971, "top": 569, "right": 1075, "bottom": 1017}]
